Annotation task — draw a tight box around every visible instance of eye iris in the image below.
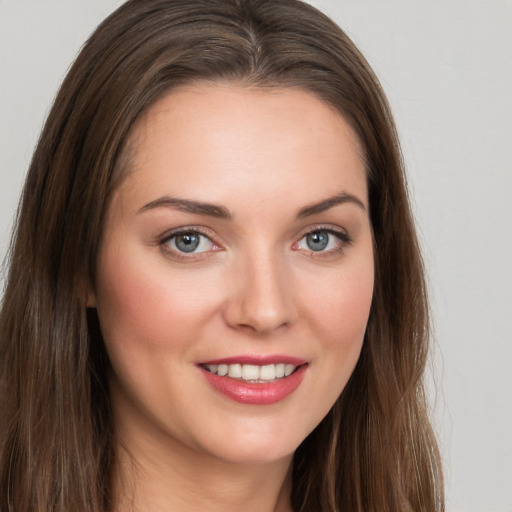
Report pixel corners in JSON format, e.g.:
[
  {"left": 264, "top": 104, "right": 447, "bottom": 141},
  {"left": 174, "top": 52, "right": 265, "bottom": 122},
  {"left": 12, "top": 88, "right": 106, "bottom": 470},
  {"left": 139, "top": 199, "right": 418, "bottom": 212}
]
[
  {"left": 175, "top": 233, "right": 200, "bottom": 252},
  {"left": 306, "top": 231, "right": 329, "bottom": 251}
]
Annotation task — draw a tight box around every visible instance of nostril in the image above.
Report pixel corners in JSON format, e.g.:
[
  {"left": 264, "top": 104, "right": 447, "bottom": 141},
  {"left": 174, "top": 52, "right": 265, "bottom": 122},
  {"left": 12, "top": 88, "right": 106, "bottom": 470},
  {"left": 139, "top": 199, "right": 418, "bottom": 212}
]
[
  {"left": 223, "top": 289, "right": 295, "bottom": 334},
  {"left": 221, "top": 254, "right": 298, "bottom": 334}
]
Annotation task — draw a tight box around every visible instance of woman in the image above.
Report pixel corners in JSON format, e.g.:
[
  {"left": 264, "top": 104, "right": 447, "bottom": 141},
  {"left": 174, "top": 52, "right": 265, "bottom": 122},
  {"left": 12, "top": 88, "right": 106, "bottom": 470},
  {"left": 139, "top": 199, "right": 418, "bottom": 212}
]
[{"left": 0, "top": 0, "right": 444, "bottom": 511}]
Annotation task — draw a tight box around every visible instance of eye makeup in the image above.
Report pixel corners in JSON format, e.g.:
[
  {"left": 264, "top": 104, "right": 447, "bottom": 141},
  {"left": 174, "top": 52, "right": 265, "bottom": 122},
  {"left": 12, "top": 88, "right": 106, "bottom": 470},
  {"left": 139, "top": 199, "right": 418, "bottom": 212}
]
[{"left": 156, "top": 222, "right": 353, "bottom": 262}]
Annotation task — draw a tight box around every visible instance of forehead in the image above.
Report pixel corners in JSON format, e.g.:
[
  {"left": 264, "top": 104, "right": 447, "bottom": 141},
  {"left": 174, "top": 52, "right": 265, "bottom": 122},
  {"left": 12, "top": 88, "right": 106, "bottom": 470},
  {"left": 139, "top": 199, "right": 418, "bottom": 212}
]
[{"left": 116, "top": 84, "right": 367, "bottom": 214}]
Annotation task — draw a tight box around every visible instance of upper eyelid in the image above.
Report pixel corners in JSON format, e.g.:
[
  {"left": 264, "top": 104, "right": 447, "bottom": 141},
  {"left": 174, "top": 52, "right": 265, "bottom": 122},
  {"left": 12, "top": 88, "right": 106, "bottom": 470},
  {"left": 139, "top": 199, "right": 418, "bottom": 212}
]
[
  {"left": 160, "top": 226, "right": 215, "bottom": 242},
  {"left": 158, "top": 227, "right": 219, "bottom": 260},
  {"left": 295, "top": 227, "right": 352, "bottom": 258},
  {"left": 297, "top": 224, "right": 350, "bottom": 239},
  {"left": 295, "top": 226, "right": 353, "bottom": 253},
  {"left": 158, "top": 224, "right": 351, "bottom": 248},
  {"left": 158, "top": 227, "right": 219, "bottom": 256}
]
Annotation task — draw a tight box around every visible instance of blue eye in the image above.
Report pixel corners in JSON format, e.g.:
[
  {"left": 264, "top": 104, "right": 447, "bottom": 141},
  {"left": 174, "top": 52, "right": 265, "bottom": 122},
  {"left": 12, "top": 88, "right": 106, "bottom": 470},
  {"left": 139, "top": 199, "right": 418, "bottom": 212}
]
[
  {"left": 304, "top": 231, "right": 329, "bottom": 251},
  {"left": 165, "top": 231, "right": 215, "bottom": 254},
  {"left": 297, "top": 229, "right": 348, "bottom": 253}
]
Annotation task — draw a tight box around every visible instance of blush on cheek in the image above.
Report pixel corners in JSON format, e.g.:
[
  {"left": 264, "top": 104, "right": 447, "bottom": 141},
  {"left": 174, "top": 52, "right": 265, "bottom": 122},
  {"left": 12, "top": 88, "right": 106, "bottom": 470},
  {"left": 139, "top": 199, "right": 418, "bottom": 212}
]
[
  {"left": 96, "top": 248, "right": 215, "bottom": 357},
  {"left": 314, "top": 267, "right": 373, "bottom": 333},
  {"left": 96, "top": 253, "right": 162, "bottom": 349},
  {"left": 313, "top": 298, "right": 371, "bottom": 384}
]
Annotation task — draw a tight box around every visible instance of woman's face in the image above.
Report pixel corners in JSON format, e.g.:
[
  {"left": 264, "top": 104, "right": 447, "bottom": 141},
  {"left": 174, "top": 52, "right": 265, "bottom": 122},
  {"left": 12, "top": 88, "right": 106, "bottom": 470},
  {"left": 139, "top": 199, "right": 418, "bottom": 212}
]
[{"left": 91, "top": 85, "right": 374, "bottom": 466}]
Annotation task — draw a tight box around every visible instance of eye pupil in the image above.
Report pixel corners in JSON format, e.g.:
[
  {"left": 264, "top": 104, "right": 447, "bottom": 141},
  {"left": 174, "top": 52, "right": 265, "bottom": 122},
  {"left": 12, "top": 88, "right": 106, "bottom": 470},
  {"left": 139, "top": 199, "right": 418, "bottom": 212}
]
[
  {"left": 175, "top": 233, "right": 200, "bottom": 252},
  {"left": 306, "top": 231, "right": 329, "bottom": 251}
]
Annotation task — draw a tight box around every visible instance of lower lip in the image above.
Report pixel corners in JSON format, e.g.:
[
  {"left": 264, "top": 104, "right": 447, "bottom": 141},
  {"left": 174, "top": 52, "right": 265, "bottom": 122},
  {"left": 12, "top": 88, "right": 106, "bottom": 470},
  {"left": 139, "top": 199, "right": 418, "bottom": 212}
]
[{"left": 200, "top": 365, "right": 307, "bottom": 405}]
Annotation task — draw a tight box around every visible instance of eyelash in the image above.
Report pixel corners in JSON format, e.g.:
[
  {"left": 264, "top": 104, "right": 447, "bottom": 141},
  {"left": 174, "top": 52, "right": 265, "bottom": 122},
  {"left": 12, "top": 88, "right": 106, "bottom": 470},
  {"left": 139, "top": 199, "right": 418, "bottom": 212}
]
[
  {"left": 159, "top": 226, "right": 218, "bottom": 261},
  {"left": 295, "top": 225, "right": 352, "bottom": 258},
  {"left": 158, "top": 225, "right": 352, "bottom": 261}
]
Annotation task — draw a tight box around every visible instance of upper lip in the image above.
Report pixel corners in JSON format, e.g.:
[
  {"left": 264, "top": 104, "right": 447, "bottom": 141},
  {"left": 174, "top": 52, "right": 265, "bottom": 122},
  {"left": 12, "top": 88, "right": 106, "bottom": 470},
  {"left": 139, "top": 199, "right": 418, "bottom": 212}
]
[{"left": 197, "top": 355, "right": 307, "bottom": 366}]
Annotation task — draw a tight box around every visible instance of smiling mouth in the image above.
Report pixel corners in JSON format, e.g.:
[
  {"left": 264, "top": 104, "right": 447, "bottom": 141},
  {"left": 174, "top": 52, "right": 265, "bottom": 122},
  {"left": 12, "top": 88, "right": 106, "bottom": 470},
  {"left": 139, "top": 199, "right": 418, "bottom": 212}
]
[
  {"left": 202, "top": 363, "right": 299, "bottom": 382},
  {"left": 199, "top": 359, "right": 308, "bottom": 404}
]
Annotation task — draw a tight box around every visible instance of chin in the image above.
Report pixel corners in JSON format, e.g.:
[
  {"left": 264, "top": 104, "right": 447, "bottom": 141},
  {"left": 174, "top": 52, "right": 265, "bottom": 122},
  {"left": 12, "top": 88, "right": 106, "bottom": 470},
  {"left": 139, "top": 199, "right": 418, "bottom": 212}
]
[{"left": 192, "top": 416, "right": 312, "bottom": 466}]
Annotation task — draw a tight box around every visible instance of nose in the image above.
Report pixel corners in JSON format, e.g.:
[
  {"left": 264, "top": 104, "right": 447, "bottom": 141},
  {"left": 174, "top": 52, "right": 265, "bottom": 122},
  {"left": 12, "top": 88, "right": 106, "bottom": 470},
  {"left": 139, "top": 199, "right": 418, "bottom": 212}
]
[{"left": 223, "top": 250, "right": 297, "bottom": 335}]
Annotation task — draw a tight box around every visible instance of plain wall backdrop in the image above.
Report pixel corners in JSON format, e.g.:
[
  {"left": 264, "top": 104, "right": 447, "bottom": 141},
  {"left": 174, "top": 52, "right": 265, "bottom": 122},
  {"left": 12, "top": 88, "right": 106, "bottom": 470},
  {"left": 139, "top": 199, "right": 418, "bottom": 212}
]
[{"left": 1, "top": 1, "right": 511, "bottom": 510}]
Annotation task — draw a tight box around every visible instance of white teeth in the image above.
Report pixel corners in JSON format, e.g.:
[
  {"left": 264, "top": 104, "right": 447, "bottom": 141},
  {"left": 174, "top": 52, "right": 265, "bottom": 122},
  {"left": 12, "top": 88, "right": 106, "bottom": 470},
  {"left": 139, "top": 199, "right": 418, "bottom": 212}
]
[
  {"left": 205, "top": 364, "right": 218, "bottom": 374},
  {"left": 217, "top": 364, "right": 228, "bottom": 376},
  {"left": 241, "top": 364, "right": 260, "bottom": 380},
  {"left": 228, "top": 364, "right": 242, "bottom": 378},
  {"left": 204, "top": 362, "right": 299, "bottom": 381},
  {"left": 259, "top": 364, "right": 276, "bottom": 381}
]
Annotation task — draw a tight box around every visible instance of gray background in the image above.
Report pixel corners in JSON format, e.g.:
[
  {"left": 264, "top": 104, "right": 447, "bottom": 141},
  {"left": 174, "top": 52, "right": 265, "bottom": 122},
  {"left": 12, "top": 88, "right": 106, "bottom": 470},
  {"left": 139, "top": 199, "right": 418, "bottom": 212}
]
[{"left": 1, "top": 1, "right": 511, "bottom": 510}]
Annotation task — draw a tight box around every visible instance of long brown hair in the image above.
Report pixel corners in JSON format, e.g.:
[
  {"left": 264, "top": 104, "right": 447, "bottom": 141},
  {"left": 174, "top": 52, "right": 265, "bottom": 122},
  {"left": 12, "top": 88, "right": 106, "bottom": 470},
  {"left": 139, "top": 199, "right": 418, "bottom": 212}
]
[{"left": 0, "top": 1, "right": 443, "bottom": 510}]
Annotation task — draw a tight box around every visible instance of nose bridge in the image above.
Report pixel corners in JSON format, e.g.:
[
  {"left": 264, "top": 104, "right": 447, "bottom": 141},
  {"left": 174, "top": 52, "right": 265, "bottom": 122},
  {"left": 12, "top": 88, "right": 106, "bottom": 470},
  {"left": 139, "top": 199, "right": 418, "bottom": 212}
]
[{"left": 225, "top": 243, "right": 296, "bottom": 334}]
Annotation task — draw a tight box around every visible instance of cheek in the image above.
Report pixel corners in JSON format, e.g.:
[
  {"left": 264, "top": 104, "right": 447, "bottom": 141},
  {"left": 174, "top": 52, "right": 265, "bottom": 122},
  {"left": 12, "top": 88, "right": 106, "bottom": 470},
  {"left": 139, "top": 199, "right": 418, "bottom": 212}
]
[
  {"left": 94, "top": 245, "right": 221, "bottom": 358},
  {"left": 286, "top": 258, "right": 374, "bottom": 438},
  {"left": 335, "top": 267, "right": 373, "bottom": 336},
  {"left": 302, "top": 254, "right": 374, "bottom": 409},
  {"left": 95, "top": 256, "right": 168, "bottom": 349},
  {"left": 304, "top": 258, "right": 374, "bottom": 347}
]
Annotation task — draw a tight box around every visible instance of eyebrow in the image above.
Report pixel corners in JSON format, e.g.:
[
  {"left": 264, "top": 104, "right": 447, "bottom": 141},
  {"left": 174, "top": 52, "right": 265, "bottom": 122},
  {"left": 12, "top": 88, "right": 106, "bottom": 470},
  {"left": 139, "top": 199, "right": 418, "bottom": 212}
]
[
  {"left": 138, "top": 196, "right": 231, "bottom": 219},
  {"left": 138, "top": 191, "right": 366, "bottom": 219},
  {"left": 297, "top": 192, "right": 366, "bottom": 217}
]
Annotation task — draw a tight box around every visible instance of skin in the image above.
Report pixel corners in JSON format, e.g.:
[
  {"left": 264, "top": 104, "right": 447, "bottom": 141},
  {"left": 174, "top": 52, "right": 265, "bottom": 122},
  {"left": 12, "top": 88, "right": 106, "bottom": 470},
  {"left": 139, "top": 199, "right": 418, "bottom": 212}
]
[{"left": 90, "top": 85, "right": 375, "bottom": 512}]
